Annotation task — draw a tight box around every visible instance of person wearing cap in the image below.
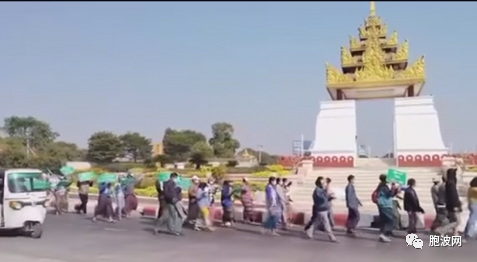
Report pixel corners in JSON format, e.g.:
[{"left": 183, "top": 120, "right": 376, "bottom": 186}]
[{"left": 186, "top": 175, "right": 200, "bottom": 225}]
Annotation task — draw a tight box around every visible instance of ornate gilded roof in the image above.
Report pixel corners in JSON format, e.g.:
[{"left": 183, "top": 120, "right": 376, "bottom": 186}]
[{"left": 326, "top": 2, "right": 425, "bottom": 88}]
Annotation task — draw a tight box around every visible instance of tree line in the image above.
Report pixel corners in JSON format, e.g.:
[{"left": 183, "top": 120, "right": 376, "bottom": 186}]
[{"left": 0, "top": 116, "right": 278, "bottom": 170}]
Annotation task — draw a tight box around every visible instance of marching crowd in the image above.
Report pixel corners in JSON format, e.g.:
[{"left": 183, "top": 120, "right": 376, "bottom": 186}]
[{"left": 47, "top": 168, "right": 477, "bottom": 244}]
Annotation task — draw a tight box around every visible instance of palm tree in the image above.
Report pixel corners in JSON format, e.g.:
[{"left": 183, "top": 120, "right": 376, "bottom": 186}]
[
  {"left": 189, "top": 152, "right": 208, "bottom": 170},
  {"left": 152, "top": 154, "right": 171, "bottom": 168}
]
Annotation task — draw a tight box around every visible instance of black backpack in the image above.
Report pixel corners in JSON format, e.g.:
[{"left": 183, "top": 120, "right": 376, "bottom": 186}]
[{"left": 163, "top": 181, "right": 177, "bottom": 204}]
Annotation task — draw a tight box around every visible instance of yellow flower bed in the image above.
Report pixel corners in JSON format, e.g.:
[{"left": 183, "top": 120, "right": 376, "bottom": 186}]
[{"left": 251, "top": 164, "right": 289, "bottom": 178}]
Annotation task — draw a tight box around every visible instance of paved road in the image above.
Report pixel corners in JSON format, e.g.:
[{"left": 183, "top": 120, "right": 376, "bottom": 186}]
[{"left": 0, "top": 214, "right": 474, "bottom": 262}]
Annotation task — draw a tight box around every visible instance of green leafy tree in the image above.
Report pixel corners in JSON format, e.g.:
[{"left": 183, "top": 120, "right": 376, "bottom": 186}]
[
  {"left": 152, "top": 154, "right": 172, "bottom": 168},
  {"left": 2, "top": 116, "right": 59, "bottom": 149},
  {"left": 189, "top": 141, "right": 213, "bottom": 169},
  {"left": 41, "top": 141, "right": 84, "bottom": 162},
  {"left": 211, "top": 165, "right": 227, "bottom": 182},
  {"left": 209, "top": 122, "right": 240, "bottom": 158},
  {"left": 86, "top": 131, "right": 122, "bottom": 163},
  {"left": 162, "top": 128, "right": 207, "bottom": 162},
  {"left": 0, "top": 146, "right": 29, "bottom": 168},
  {"left": 119, "top": 132, "right": 153, "bottom": 162}
]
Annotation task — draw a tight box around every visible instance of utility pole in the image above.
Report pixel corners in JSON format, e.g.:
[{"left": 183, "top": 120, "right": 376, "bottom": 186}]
[
  {"left": 26, "top": 127, "right": 31, "bottom": 159},
  {"left": 25, "top": 127, "right": 36, "bottom": 158},
  {"left": 26, "top": 136, "right": 30, "bottom": 159},
  {"left": 257, "top": 144, "right": 263, "bottom": 163}
]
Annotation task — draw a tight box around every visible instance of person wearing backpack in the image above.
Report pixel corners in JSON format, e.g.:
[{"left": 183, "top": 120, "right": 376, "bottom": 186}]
[{"left": 375, "top": 174, "right": 399, "bottom": 242}]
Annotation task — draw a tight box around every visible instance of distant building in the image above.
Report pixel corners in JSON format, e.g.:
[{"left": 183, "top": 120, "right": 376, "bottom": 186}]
[
  {"left": 152, "top": 143, "right": 164, "bottom": 156},
  {"left": 235, "top": 149, "right": 259, "bottom": 167}
]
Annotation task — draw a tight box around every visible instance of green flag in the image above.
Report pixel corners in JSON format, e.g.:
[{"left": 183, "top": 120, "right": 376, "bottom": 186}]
[
  {"left": 178, "top": 178, "right": 191, "bottom": 190},
  {"left": 157, "top": 172, "right": 172, "bottom": 182},
  {"left": 60, "top": 166, "right": 75, "bottom": 176},
  {"left": 78, "top": 172, "right": 96, "bottom": 182},
  {"left": 97, "top": 173, "right": 118, "bottom": 184},
  {"left": 386, "top": 168, "right": 407, "bottom": 185}
]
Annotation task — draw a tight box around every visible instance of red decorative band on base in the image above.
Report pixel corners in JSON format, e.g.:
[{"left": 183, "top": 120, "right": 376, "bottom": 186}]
[{"left": 397, "top": 154, "right": 445, "bottom": 167}]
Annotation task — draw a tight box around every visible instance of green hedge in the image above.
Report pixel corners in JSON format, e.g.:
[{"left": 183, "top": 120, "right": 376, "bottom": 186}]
[{"left": 87, "top": 163, "right": 291, "bottom": 174}]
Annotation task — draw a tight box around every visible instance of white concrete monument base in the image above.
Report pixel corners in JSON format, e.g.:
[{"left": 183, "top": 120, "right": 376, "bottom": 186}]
[
  {"left": 395, "top": 96, "right": 448, "bottom": 167},
  {"left": 309, "top": 100, "right": 356, "bottom": 167}
]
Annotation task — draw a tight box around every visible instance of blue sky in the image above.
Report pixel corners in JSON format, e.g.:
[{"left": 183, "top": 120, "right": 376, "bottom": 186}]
[{"left": 0, "top": 2, "right": 476, "bottom": 155}]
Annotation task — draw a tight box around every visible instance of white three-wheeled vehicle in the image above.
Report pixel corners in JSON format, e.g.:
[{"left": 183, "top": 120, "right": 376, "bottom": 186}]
[{"left": 0, "top": 168, "right": 48, "bottom": 238}]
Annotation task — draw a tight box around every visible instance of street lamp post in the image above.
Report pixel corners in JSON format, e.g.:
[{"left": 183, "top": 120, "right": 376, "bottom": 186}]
[{"left": 257, "top": 144, "right": 263, "bottom": 163}]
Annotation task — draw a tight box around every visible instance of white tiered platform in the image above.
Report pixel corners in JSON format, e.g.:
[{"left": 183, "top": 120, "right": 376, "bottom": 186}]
[
  {"left": 307, "top": 96, "right": 447, "bottom": 168},
  {"left": 309, "top": 100, "right": 356, "bottom": 167},
  {"left": 395, "top": 96, "right": 448, "bottom": 167}
]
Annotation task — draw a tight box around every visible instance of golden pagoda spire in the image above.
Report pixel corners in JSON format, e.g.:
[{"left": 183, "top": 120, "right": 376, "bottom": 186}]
[
  {"left": 325, "top": 2, "right": 425, "bottom": 90},
  {"left": 370, "top": 1, "right": 376, "bottom": 16}
]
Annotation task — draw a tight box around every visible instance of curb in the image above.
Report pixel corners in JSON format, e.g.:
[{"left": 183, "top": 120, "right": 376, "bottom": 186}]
[{"left": 140, "top": 205, "right": 436, "bottom": 229}]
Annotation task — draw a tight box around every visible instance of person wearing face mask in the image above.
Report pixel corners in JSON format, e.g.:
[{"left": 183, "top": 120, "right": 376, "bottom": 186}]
[
  {"left": 375, "top": 174, "right": 399, "bottom": 242},
  {"left": 305, "top": 176, "right": 338, "bottom": 242},
  {"left": 155, "top": 173, "right": 183, "bottom": 236},
  {"left": 261, "top": 176, "right": 280, "bottom": 236}
]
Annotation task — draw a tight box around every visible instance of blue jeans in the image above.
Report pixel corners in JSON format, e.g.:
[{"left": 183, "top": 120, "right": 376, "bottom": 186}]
[{"left": 464, "top": 203, "right": 477, "bottom": 239}]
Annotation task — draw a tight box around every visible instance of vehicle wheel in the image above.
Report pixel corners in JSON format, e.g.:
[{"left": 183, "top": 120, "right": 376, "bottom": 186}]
[{"left": 30, "top": 223, "right": 43, "bottom": 239}]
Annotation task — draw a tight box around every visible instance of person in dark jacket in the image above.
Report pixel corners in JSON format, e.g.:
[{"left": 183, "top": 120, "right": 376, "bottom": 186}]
[
  {"left": 154, "top": 173, "right": 183, "bottom": 235},
  {"left": 155, "top": 179, "right": 165, "bottom": 220},
  {"left": 436, "top": 168, "right": 462, "bottom": 236},
  {"left": 403, "top": 178, "right": 424, "bottom": 234},
  {"left": 304, "top": 176, "right": 338, "bottom": 242},
  {"left": 345, "top": 175, "right": 362, "bottom": 235}
]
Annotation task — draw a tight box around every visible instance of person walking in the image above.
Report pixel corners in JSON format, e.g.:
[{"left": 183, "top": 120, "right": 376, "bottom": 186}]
[
  {"left": 92, "top": 182, "right": 114, "bottom": 223},
  {"left": 113, "top": 179, "right": 125, "bottom": 220},
  {"left": 464, "top": 177, "right": 477, "bottom": 241},
  {"left": 275, "top": 177, "right": 288, "bottom": 230},
  {"left": 436, "top": 168, "right": 462, "bottom": 236},
  {"left": 305, "top": 176, "right": 338, "bottom": 242},
  {"left": 345, "top": 175, "right": 362, "bottom": 235},
  {"left": 155, "top": 173, "right": 183, "bottom": 236},
  {"left": 375, "top": 174, "right": 399, "bottom": 242},
  {"left": 283, "top": 178, "right": 293, "bottom": 224},
  {"left": 430, "top": 177, "right": 442, "bottom": 231},
  {"left": 195, "top": 182, "right": 215, "bottom": 231},
  {"left": 221, "top": 180, "right": 234, "bottom": 227},
  {"left": 325, "top": 178, "right": 336, "bottom": 229},
  {"left": 261, "top": 176, "right": 280, "bottom": 236},
  {"left": 240, "top": 178, "right": 254, "bottom": 223},
  {"left": 155, "top": 177, "right": 166, "bottom": 222},
  {"left": 186, "top": 176, "right": 200, "bottom": 225},
  {"left": 403, "top": 178, "right": 424, "bottom": 234},
  {"left": 76, "top": 180, "right": 93, "bottom": 215},
  {"left": 123, "top": 174, "right": 138, "bottom": 217}
]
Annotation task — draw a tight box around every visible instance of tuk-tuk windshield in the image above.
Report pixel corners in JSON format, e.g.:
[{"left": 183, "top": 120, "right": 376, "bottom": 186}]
[{"left": 7, "top": 172, "right": 49, "bottom": 193}]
